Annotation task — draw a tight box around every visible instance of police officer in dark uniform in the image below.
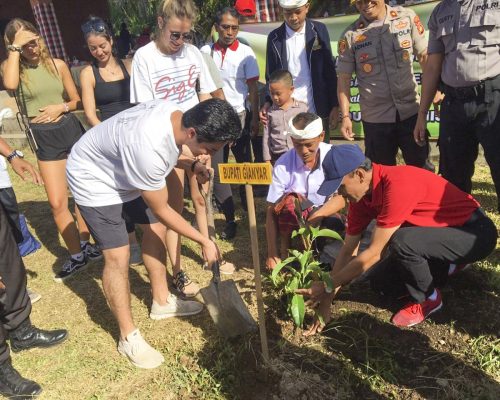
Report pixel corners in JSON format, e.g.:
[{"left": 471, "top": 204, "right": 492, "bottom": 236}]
[
  {"left": 414, "top": 0, "right": 500, "bottom": 212},
  {"left": 0, "top": 138, "right": 68, "bottom": 398}
]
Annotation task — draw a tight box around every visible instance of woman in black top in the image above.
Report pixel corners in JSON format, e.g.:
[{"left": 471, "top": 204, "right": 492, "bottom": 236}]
[
  {"left": 80, "top": 17, "right": 141, "bottom": 264},
  {"left": 80, "top": 17, "right": 133, "bottom": 125}
]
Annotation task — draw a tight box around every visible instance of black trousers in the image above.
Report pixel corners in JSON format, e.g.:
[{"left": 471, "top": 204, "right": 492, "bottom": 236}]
[
  {"left": 0, "top": 188, "right": 22, "bottom": 244},
  {"left": 363, "top": 113, "right": 433, "bottom": 171},
  {"left": 439, "top": 78, "right": 500, "bottom": 212},
  {"left": 0, "top": 204, "right": 31, "bottom": 363},
  {"left": 369, "top": 209, "right": 497, "bottom": 303}
]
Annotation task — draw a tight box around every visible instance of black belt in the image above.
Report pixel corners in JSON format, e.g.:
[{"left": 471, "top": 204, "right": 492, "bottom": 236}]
[
  {"left": 441, "top": 81, "right": 485, "bottom": 100},
  {"left": 463, "top": 208, "right": 487, "bottom": 226}
]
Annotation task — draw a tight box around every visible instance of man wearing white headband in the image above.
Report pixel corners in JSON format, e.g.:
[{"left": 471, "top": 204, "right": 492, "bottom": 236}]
[
  {"left": 260, "top": 0, "right": 339, "bottom": 142},
  {"left": 265, "top": 113, "right": 346, "bottom": 270}
]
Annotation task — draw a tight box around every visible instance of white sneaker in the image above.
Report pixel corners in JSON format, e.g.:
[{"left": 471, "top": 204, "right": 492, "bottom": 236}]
[
  {"left": 150, "top": 293, "right": 203, "bottom": 320},
  {"left": 27, "top": 289, "right": 42, "bottom": 304},
  {"left": 129, "top": 243, "right": 143, "bottom": 265},
  {"left": 117, "top": 329, "right": 164, "bottom": 369}
]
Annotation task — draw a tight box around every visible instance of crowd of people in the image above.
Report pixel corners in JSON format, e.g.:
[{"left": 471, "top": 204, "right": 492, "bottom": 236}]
[{"left": 0, "top": 0, "right": 498, "bottom": 397}]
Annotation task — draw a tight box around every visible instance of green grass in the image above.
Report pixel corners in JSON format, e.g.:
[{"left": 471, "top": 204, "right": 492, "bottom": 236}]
[{"left": 5, "top": 149, "right": 500, "bottom": 399}]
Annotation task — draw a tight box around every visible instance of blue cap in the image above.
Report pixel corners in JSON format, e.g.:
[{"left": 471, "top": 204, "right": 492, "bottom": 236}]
[{"left": 317, "top": 144, "right": 366, "bottom": 196}]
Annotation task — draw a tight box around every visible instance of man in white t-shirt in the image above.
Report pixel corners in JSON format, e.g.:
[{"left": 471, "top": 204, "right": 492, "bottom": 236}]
[{"left": 66, "top": 98, "right": 242, "bottom": 369}]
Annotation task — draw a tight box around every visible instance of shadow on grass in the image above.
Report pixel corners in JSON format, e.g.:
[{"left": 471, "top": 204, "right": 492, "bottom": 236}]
[
  {"left": 20, "top": 200, "right": 67, "bottom": 260},
  {"left": 319, "top": 312, "right": 500, "bottom": 400}
]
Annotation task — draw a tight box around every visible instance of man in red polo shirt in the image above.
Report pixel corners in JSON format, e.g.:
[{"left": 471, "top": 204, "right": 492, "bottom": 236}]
[{"left": 297, "top": 144, "right": 497, "bottom": 334}]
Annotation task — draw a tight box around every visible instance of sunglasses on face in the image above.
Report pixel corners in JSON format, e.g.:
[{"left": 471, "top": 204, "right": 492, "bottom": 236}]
[
  {"left": 219, "top": 24, "right": 239, "bottom": 32},
  {"left": 81, "top": 20, "right": 108, "bottom": 36},
  {"left": 169, "top": 31, "right": 193, "bottom": 42}
]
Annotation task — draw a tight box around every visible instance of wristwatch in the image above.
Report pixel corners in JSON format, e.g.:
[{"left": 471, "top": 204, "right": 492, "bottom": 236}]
[
  {"left": 6, "top": 150, "right": 24, "bottom": 162},
  {"left": 7, "top": 44, "right": 23, "bottom": 54}
]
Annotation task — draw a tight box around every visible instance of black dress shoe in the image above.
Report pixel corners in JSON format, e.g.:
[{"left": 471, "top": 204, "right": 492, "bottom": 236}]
[
  {"left": 221, "top": 221, "right": 237, "bottom": 240},
  {"left": 10, "top": 326, "right": 68, "bottom": 353},
  {"left": 0, "top": 359, "right": 42, "bottom": 399}
]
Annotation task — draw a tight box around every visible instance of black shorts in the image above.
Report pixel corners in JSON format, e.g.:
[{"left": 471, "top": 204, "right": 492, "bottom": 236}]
[
  {"left": 31, "top": 113, "right": 84, "bottom": 161},
  {"left": 77, "top": 196, "right": 158, "bottom": 250}
]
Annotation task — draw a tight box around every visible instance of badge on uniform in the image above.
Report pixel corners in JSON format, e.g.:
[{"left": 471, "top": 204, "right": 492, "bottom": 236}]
[
  {"left": 402, "top": 50, "right": 410, "bottom": 61},
  {"left": 338, "top": 39, "right": 347, "bottom": 54},
  {"left": 400, "top": 39, "right": 411, "bottom": 49},
  {"left": 363, "top": 63, "right": 373, "bottom": 73},
  {"left": 395, "top": 21, "right": 408, "bottom": 30},
  {"left": 358, "top": 22, "right": 365, "bottom": 29},
  {"left": 390, "top": 10, "right": 398, "bottom": 18},
  {"left": 359, "top": 53, "right": 369, "bottom": 62},
  {"left": 355, "top": 34, "right": 367, "bottom": 43},
  {"left": 414, "top": 15, "right": 425, "bottom": 35}
]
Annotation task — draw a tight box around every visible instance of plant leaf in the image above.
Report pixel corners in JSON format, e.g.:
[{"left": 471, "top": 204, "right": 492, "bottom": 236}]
[
  {"left": 286, "top": 276, "right": 300, "bottom": 293},
  {"left": 313, "top": 228, "right": 344, "bottom": 242},
  {"left": 270, "top": 256, "right": 296, "bottom": 283},
  {"left": 290, "top": 294, "right": 305, "bottom": 328}
]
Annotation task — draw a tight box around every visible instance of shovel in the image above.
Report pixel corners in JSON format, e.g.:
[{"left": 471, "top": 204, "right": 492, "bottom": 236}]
[{"left": 198, "top": 170, "right": 257, "bottom": 338}]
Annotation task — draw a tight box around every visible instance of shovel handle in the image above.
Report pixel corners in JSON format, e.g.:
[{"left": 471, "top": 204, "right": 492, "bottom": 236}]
[{"left": 211, "top": 260, "right": 221, "bottom": 284}]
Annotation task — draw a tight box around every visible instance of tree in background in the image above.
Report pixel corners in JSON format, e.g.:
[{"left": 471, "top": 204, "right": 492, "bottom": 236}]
[{"left": 108, "top": 0, "right": 232, "bottom": 40}]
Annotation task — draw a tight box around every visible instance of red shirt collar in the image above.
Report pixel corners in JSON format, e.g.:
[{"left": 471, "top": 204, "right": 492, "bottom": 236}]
[{"left": 214, "top": 39, "right": 240, "bottom": 52}]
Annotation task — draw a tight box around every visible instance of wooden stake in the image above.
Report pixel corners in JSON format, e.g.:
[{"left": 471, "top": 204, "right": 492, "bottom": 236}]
[{"left": 245, "top": 184, "right": 269, "bottom": 363}]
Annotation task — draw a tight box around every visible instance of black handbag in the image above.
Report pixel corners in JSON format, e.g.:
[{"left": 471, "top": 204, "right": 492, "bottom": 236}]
[{"left": 13, "top": 81, "right": 38, "bottom": 153}]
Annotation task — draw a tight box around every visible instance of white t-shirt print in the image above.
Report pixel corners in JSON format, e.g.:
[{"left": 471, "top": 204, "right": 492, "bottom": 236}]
[{"left": 130, "top": 42, "right": 217, "bottom": 111}]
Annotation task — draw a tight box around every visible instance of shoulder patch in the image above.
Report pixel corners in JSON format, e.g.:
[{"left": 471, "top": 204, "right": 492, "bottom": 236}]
[
  {"left": 338, "top": 39, "right": 347, "bottom": 54},
  {"left": 390, "top": 10, "right": 398, "bottom": 18},
  {"left": 414, "top": 15, "right": 425, "bottom": 35}
]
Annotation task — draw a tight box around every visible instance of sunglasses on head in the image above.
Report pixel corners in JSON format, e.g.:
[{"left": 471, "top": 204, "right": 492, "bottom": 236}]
[
  {"left": 81, "top": 20, "right": 108, "bottom": 36},
  {"left": 169, "top": 31, "right": 193, "bottom": 42}
]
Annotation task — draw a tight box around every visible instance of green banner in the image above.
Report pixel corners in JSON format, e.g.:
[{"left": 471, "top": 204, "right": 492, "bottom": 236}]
[{"left": 239, "top": 1, "right": 440, "bottom": 138}]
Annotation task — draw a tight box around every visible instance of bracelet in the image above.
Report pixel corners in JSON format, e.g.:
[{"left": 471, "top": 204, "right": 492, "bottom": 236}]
[
  {"left": 63, "top": 102, "right": 69, "bottom": 113},
  {"left": 7, "top": 44, "right": 22, "bottom": 54},
  {"left": 339, "top": 113, "right": 351, "bottom": 120},
  {"left": 190, "top": 159, "right": 200, "bottom": 172}
]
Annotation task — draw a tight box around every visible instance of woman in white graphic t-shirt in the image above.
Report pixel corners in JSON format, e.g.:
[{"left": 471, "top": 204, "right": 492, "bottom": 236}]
[{"left": 131, "top": 0, "right": 231, "bottom": 298}]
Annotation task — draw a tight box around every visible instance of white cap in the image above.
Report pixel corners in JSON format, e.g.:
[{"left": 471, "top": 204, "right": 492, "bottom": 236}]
[
  {"left": 278, "top": 0, "right": 308, "bottom": 9},
  {"left": 285, "top": 116, "right": 323, "bottom": 140}
]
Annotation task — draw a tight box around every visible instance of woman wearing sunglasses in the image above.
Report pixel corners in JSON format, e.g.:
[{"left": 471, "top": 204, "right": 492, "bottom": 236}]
[
  {"left": 131, "top": 0, "right": 232, "bottom": 299},
  {"left": 1, "top": 18, "right": 101, "bottom": 282},
  {"left": 79, "top": 16, "right": 142, "bottom": 265}
]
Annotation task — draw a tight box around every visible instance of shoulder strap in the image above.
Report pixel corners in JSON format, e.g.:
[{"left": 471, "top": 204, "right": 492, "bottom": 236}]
[{"left": 117, "top": 58, "right": 130, "bottom": 79}]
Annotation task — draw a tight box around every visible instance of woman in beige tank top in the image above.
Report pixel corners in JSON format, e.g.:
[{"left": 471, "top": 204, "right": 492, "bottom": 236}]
[{"left": 2, "top": 19, "right": 102, "bottom": 282}]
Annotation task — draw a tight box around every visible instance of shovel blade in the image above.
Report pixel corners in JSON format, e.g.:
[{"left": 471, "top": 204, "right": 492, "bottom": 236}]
[{"left": 200, "top": 279, "right": 257, "bottom": 338}]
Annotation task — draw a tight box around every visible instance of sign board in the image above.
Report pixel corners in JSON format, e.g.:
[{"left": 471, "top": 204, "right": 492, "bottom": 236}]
[{"left": 219, "top": 163, "right": 272, "bottom": 185}]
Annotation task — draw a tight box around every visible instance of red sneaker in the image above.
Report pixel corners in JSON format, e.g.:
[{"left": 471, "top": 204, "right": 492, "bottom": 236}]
[
  {"left": 448, "top": 263, "right": 471, "bottom": 276},
  {"left": 391, "top": 290, "right": 442, "bottom": 327}
]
